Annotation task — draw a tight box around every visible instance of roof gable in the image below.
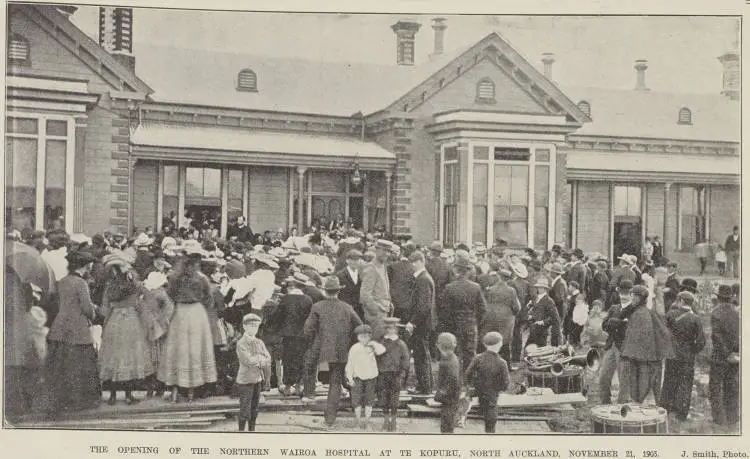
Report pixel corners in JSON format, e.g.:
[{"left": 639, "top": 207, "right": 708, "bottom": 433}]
[
  {"left": 13, "top": 4, "right": 152, "bottom": 95},
  {"left": 382, "top": 32, "right": 590, "bottom": 124}
]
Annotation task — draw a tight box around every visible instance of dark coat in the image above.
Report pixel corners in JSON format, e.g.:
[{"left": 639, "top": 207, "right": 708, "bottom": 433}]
[
  {"left": 48, "top": 273, "right": 98, "bottom": 345},
  {"left": 526, "top": 294, "right": 561, "bottom": 346},
  {"left": 591, "top": 270, "right": 610, "bottom": 304},
  {"left": 388, "top": 260, "right": 415, "bottom": 318},
  {"left": 301, "top": 284, "right": 325, "bottom": 304},
  {"left": 724, "top": 234, "right": 740, "bottom": 253},
  {"left": 710, "top": 301, "right": 740, "bottom": 363},
  {"left": 568, "top": 262, "right": 588, "bottom": 294},
  {"left": 621, "top": 303, "right": 675, "bottom": 361},
  {"left": 441, "top": 278, "right": 487, "bottom": 326},
  {"left": 377, "top": 337, "right": 410, "bottom": 374},
  {"left": 549, "top": 276, "right": 568, "bottom": 324},
  {"left": 666, "top": 307, "right": 706, "bottom": 362},
  {"left": 434, "top": 353, "right": 461, "bottom": 405},
  {"left": 465, "top": 350, "right": 510, "bottom": 397},
  {"left": 426, "top": 256, "right": 451, "bottom": 314},
  {"left": 227, "top": 223, "right": 254, "bottom": 243},
  {"left": 336, "top": 267, "right": 362, "bottom": 318},
  {"left": 271, "top": 293, "right": 313, "bottom": 338},
  {"left": 409, "top": 270, "right": 436, "bottom": 334},
  {"left": 480, "top": 281, "right": 520, "bottom": 342},
  {"left": 511, "top": 277, "right": 531, "bottom": 310},
  {"left": 304, "top": 298, "right": 362, "bottom": 364},
  {"left": 602, "top": 301, "right": 635, "bottom": 350},
  {"left": 664, "top": 274, "right": 680, "bottom": 308}
]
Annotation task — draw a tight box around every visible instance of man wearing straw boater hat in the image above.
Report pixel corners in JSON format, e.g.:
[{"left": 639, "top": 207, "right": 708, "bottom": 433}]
[
  {"left": 525, "top": 276, "right": 561, "bottom": 348},
  {"left": 303, "top": 276, "right": 363, "bottom": 429}
]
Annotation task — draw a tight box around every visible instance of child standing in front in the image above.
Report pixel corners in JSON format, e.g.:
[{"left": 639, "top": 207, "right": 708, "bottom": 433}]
[
  {"left": 715, "top": 245, "right": 727, "bottom": 277},
  {"left": 236, "top": 313, "right": 272, "bottom": 432},
  {"left": 434, "top": 332, "right": 461, "bottom": 433},
  {"left": 345, "top": 324, "right": 386, "bottom": 430},
  {"left": 464, "top": 331, "right": 510, "bottom": 433},
  {"left": 377, "top": 317, "right": 410, "bottom": 432}
]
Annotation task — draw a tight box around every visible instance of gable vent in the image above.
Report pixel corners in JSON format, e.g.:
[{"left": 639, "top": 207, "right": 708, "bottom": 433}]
[
  {"left": 577, "top": 100, "right": 591, "bottom": 117},
  {"left": 678, "top": 107, "right": 692, "bottom": 125},
  {"left": 8, "top": 34, "right": 30, "bottom": 63},
  {"left": 476, "top": 79, "right": 496, "bottom": 103},
  {"left": 237, "top": 69, "right": 258, "bottom": 92}
]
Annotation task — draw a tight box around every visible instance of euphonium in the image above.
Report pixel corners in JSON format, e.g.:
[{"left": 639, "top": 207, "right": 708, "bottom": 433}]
[{"left": 550, "top": 348, "right": 602, "bottom": 376}]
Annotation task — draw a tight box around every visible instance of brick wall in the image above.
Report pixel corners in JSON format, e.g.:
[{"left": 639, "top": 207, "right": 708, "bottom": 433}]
[
  {"left": 248, "top": 167, "right": 289, "bottom": 233},
  {"left": 576, "top": 181, "right": 610, "bottom": 255},
  {"left": 132, "top": 160, "right": 158, "bottom": 232}
]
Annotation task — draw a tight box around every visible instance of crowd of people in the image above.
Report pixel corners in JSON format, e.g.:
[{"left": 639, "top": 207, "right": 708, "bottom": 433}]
[{"left": 3, "top": 218, "right": 741, "bottom": 433}]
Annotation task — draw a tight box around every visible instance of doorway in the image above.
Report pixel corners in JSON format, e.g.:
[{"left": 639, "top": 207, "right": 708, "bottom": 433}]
[{"left": 614, "top": 218, "right": 642, "bottom": 261}]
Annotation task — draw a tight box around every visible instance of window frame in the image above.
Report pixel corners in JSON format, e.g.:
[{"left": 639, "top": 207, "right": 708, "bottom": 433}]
[{"left": 5, "top": 112, "right": 75, "bottom": 232}]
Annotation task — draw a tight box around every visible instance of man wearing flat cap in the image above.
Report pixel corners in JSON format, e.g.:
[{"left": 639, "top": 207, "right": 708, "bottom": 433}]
[
  {"left": 709, "top": 284, "right": 740, "bottom": 427},
  {"left": 359, "top": 240, "right": 394, "bottom": 339},
  {"left": 303, "top": 276, "right": 363, "bottom": 428}
]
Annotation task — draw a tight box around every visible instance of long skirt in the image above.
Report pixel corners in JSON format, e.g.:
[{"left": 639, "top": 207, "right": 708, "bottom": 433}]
[
  {"left": 45, "top": 341, "right": 100, "bottom": 412},
  {"left": 99, "top": 307, "right": 154, "bottom": 382},
  {"left": 158, "top": 302, "right": 217, "bottom": 388}
]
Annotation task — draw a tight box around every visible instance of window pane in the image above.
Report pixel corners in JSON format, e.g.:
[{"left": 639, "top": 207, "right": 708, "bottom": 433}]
[
  {"left": 493, "top": 221, "right": 527, "bottom": 247},
  {"left": 311, "top": 170, "right": 346, "bottom": 193},
  {"left": 6, "top": 138, "right": 37, "bottom": 230},
  {"left": 509, "top": 205, "right": 527, "bottom": 221},
  {"left": 9, "top": 138, "right": 37, "bottom": 187},
  {"left": 6, "top": 117, "right": 38, "bottom": 134},
  {"left": 510, "top": 166, "right": 528, "bottom": 206},
  {"left": 45, "top": 140, "right": 67, "bottom": 230},
  {"left": 473, "top": 146, "right": 489, "bottom": 160},
  {"left": 203, "top": 168, "right": 221, "bottom": 198},
  {"left": 535, "top": 165, "right": 549, "bottom": 207},
  {"left": 46, "top": 120, "right": 68, "bottom": 136},
  {"left": 228, "top": 198, "right": 243, "bottom": 223},
  {"left": 534, "top": 206, "right": 548, "bottom": 250},
  {"left": 680, "top": 186, "right": 696, "bottom": 215},
  {"left": 473, "top": 164, "right": 488, "bottom": 206},
  {"left": 494, "top": 147, "right": 530, "bottom": 161},
  {"left": 473, "top": 205, "right": 487, "bottom": 243},
  {"left": 536, "top": 149, "right": 550, "bottom": 162},
  {"left": 444, "top": 163, "right": 459, "bottom": 204},
  {"left": 627, "top": 187, "right": 641, "bottom": 217},
  {"left": 163, "top": 165, "right": 178, "bottom": 196},
  {"left": 163, "top": 196, "right": 178, "bottom": 227},
  {"left": 228, "top": 169, "right": 243, "bottom": 199},
  {"left": 614, "top": 186, "right": 628, "bottom": 216},
  {"left": 444, "top": 146, "right": 458, "bottom": 162},
  {"left": 494, "top": 166, "right": 511, "bottom": 206},
  {"left": 186, "top": 167, "right": 204, "bottom": 196}
]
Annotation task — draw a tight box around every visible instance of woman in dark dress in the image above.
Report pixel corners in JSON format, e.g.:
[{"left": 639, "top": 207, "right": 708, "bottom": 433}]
[{"left": 45, "top": 249, "right": 100, "bottom": 413}]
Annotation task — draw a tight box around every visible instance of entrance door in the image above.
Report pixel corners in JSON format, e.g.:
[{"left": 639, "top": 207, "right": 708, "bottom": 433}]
[
  {"left": 311, "top": 195, "right": 344, "bottom": 230},
  {"left": 348, "top": 196, "right": 363, "bottom": 230},
  {"left": 614, "top": 218, "right": 642, "bottom": 261}
]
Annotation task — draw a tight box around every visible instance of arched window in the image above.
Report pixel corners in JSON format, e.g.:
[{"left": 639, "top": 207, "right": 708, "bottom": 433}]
[
  {"left": 8, "top": 33, "right": 30, "bottom": 65},
  {"left": 678, "top": 107, "right": 692, "bottom": 125},
  {"left": 577, "top": 100, "right": 591, "bottom": 117},
  {"left": 476, "top": 78, "right": 496, "bottom": 103},
  {"left": 237, "top": 69, "right": 258, "bottom": 92}
]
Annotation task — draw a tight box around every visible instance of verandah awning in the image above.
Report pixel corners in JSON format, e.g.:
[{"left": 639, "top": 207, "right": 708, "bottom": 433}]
[{"left": 130, "top": 124, "right": 396, "bottom": 171}]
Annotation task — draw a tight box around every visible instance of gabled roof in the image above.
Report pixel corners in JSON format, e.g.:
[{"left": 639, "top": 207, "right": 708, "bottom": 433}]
[
  {"left": 20, "top": 4, "right": 153, "bottom": 95},
  {"left": 132, "top": 31, "right": 589, "bottom": 122},
  {"left": 564, "top": 86, "right": 739, "bottom": 143}
]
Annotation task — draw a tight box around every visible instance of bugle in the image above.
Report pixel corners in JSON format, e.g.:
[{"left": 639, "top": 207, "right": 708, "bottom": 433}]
[{"left": 550, "top": 348, "right": 602, "bottom": 376}]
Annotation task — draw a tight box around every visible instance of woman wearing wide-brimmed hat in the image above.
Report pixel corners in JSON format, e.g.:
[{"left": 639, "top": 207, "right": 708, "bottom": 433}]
[
  {"left": 158, "top": 245, "right": 217, "bottom": 402},
  {"left": 98, "top": 252, "right": 155, "bottom": 405},
  {"left": 45, "top": 249, "right": 100, "bottom": 413}
]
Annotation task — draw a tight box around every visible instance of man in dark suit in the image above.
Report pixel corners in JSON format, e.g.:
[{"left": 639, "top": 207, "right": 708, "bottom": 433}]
[
  {"left": 388, "top": 243, "right": 415, "bottom": 321},
  {"left": 227, "top": 215, "right": 254, "bottom": 243},
  {"left": 724, "top": 226, "right": 740, "bottom": 278},
  {"left": 664, "top": 261, "right": 681, "bottom": 309},
  {"left": 567, "top": 248, "right": 588, "bottom": 295},
  {"left": 426, "top": 241, "right": 451, "bottom": 357},
  {"left": 303, "top": 276, "right": 363, "bottom": 428},
  {"left": 709, "top": 285, "right": 740, "bottom": 427},
  {"left": 335, "top": 249, "right": 364, "bottom": 320},
  {"left": 545, "top": 262, "right": 567, "bottom": 337},
  {"left": 406, "top": 251, "right": 436, "bottom": 394},
  {"left": 525, "top": 277, "right": 561, "bottom": 348}
]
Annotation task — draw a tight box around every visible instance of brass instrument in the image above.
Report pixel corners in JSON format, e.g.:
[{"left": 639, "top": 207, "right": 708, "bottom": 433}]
[
  {"left": 523, "top": 344, "right": 574, "bottom": 370},
  {"left": 550, "top": 348, "right": 602, "bottom": 376}
]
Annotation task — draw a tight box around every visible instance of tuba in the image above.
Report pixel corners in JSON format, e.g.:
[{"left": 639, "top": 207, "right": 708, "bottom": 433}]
[{"left": 550, "top": 348, "right": 602, "bottom": 376}]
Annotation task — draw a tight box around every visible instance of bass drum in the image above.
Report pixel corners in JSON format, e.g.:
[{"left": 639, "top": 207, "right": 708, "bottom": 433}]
[{"left": 590, "top": 404, "right": 668, "bottom": 434}]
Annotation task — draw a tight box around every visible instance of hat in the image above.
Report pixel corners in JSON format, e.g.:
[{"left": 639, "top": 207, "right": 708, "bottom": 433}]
[
  {"left": 225, "top": 259, "right": 246, "bottom": 279},
  {"left": 384, "top": 317, "right": 401, "bottom": 326},
  {"left": 473, "top": 242, "right": 487, "bottom": 255},
  {"left": 133, "top": 233, "right": 153, "bottom": 248},
  {"left": 289, "top": 272, "right": 310, "bottom": 286},
  {"left": 618, "top": 254, "right": 635, "bottom": 265},
  {"left": 354, "top": 324, "right": 372, "bottom": 335},
  {"left": 375, "top": 239, "right": 394, "bottom": 251},
  {"left": 482, "top": 331, "right": 503, "bottom": 347},
  {"left": 509, "top": 258, "right": 528, "bottom": 279},
  {"left": 65, "top": 249, "right": 95, "bottom": 268},
  {"left": 631, "top": 285, "right": 650, "bottom": 298},
  {"left": 717, "top": 284, "right": 733, "bottom": 301},
  {"left": 101, "top": 252, "right": 131, "bottom": 269},
  {"left": 533, "top": 277, "right": 551, "bottom": 289},
  {"left": 571, "top": 248, "right": 585, "bottom": 259},
  {"left": 69, "top": 233, "right": 92, "bottom": 245},
  {"left": 498, "top": 267, "right": 513, "bottom": 278},
  {"left": 255, "top": 254, "right": 279, "bottom": 270},
  {"left": 680, "top": 278, "right": 698, "bottom": 294},
  {"left": 618, "top": 279, "right": 634, "bottom": 292},
  {"left": 242, "top": 313, "right": 262, "bottom": 324},
  {"left": 428, "top": 241, "right": 443, "bottom": 253},
  {"left": 453, "top": 250, "right": 474, "bottom": 269},
  {"left": 295, "top": 253, "right": 317, "bottom": 269},
  {"left": 346, "top": 249, "right": 363, "bottom": 260},
  {"left": 546, "top": 262, "right": 565, "bottom": 275},
  {"left": 323, "top": 276, "right": 342, "bottom": 292},
  {"left": 441, "top": 248, "right": 455, "bottom": 259}
]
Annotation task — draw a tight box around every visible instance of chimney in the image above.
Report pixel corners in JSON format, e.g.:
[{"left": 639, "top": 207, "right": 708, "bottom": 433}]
[
  {"left": 718, "top": 21, "right": 740, "bottom": 101},
  {"left": 541, "top": 53, "right": 555, "bottom": 80},
  {"left": 99, "top": 7, "right": 135, "bottom": 71},
  {"left": 634, "top": 59, "right": 649, "bottom": 91},
  {"left": 429, "top": 18, "right": 447, "bottom": 60},
  {"left": 391, "top": 20, "right": 422, "bottom": 66}
]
